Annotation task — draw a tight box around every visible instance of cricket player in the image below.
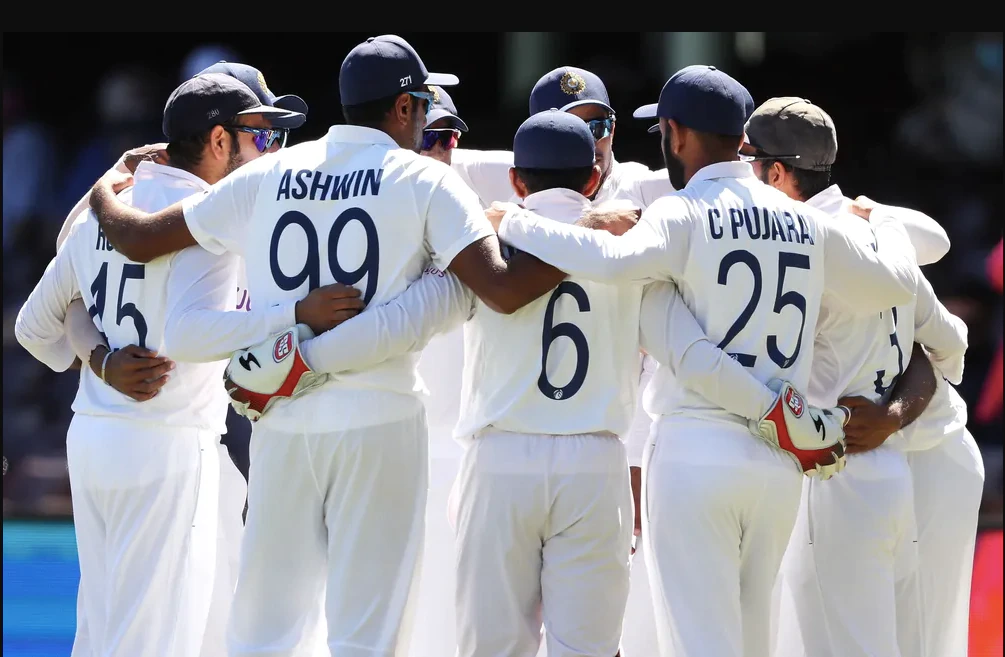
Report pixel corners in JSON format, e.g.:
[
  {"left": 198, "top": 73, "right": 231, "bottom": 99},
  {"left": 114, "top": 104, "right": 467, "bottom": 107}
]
[
  {"left": 432, "top": 68, "right": 672, "bottom": 656},
  {"left": 82, "top": 34, "right": 641, "bottom": 657},
  {"left": 839, "top": 198, "right": 984, "bottom": 657},
  {"left": 222, "top": 109, "right": 850, "bottom": 657},
  {"left": 740, "top": 98, "right": 969, "bottom": 657},
  {"left": 14, "top": 74, "right": 307, "bottom": 657},
  {"left": 484, "top": 65, "right": 920, "bottom": 657}
]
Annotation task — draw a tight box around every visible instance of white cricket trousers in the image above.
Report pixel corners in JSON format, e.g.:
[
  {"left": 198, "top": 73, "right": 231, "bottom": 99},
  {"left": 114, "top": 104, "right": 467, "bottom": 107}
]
[
  {"left": 66, "top": 414, "right": 222, "bottom": 657},
  {"left": 452, "top": 430, "right": 634, "bottom": 657},
  {"left": 643, "top": 417, "right": 802, "bottom": 657},
  {"left": 908, "top": 429, "right": 985, "bottom": 657},
  {"left": 226, "top": 408, "right": 429, "bottom": 657},
  {"left": 773, "top": 446, "right": 923, "bottom": 657}
]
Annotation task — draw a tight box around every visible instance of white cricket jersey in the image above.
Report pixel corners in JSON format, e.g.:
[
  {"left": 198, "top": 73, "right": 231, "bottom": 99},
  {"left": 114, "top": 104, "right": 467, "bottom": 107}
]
[
  {"left": 15, "top": 163, "right": 241, "bottom": 433},
  {"left": 498, "top": 161, "right": 918, "bottom": 426},
  {"left": 804, "top": 185, "right": 920, "bottom": 408},
  {"left": 455, "top": 188, "right": 644, "bottom": 441},
  {"left": 182, "top": 125, "right": 494, "bottom": 432},
  {"left": 451, "top": 149, "right": 674, "bottom": 209}
]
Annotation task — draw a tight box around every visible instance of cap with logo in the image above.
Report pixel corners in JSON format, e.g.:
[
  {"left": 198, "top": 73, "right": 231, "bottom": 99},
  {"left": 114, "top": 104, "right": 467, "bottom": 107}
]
[
  {"left": 162, "top": 73, "right": 298, "bottom": 141},
  {"left": 424, "top": 86, "right": 468, "bottom": 132},
  {"left": 513, "top": 109, "right": 596, "bottom": 170},
  {"left": 197, "top": 61, "right": 308, "bottom": 127},
  {"left": 530, "top": 66, "right": 614, "bottom": 116},
  {"left": 744, "top": 97, "right": 837, "bottom": 171},
  {"left": 634, "top": 64, "right": 754, "bottom": 137},
  {"left": 339, "top": 34, "right": 459, "bottom": 106}
]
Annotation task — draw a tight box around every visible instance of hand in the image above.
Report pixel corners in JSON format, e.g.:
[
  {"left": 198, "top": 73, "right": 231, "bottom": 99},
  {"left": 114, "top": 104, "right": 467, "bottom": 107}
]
[
  {"left": 848, "top": 195, "right": 877, "bottom": 221},
  {"left": 576, "top": 205, "right": 640, "bottom": 236},
  {"left": 92, "top": 169, "right": 135, "bottom": 202},
  {"left": 123, "top": 143, "right": 170, "bottom": 173},
  {"left": 90, "top": 345, "right": 175, "bottom": 402},
  {"left": 294, "top": 283, "right": 366, "bottom": 334},
  {"left": 485, "top": 201, "right": 522, "bottom": 233},
  {"left": 630, "top": 465, "right": 642, "bottom": 555},
  {"left": 838, "top": 395, "right": 902, "bottom": 454}
]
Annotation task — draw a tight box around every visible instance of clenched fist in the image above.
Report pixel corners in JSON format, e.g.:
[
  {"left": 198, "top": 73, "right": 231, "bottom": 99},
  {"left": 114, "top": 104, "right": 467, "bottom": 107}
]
[{"left": 294, "top": 283, "right": 367, "bottom": 334}]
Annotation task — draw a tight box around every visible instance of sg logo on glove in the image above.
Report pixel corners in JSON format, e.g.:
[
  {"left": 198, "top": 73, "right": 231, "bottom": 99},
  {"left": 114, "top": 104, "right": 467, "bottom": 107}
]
[{"left": 273, "top": 331, "right": 294, "bottom": 362}]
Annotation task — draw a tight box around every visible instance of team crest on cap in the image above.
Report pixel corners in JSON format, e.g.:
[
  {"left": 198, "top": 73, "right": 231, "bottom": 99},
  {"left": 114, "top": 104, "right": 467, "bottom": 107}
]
[
  {"left": 560, "top": 71, "right": 586, "bottom": 96},
  {"left": 257, "top": 71, "right": 271, "bottom": 95},
  {"left": 431, "top": 87, "right": 441, "bottom": 104}
]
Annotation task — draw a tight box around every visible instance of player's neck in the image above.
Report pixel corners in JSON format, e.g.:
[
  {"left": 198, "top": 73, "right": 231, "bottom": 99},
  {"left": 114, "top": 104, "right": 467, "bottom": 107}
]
[{"left": 684, "top": 152, "right": 740, "bottom": 185}]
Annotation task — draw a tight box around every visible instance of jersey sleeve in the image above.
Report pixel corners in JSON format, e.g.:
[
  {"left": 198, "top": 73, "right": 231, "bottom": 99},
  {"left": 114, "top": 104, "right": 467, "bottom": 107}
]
[
  {"left": 162, "top": 246, "right": 296, "bottom": 363},
  {"left": 58, "top": 155, "right": 130, "bottom": 251},
  {"left": 298, "top": 266, "right": 475, "bottom": 374},
  {"left": 181, "top": 159, "right": 268, "bottom": 257},
  {"left": 423, "top": 166, "right": 497, "bottom": 270},
  {"left": 15, "top": 242, "right": 81, "bottom": 372},
  {"left": 639, "top": 281, "right": 776, "bottom": 421},
  {"left": 622, "top": 353, "right": 657, "bottom": 467},
  {"left": 65, "top": 297, "right": 107, "bottom": 363},
  {"left": 870, "top": 204, "right": 950, "bottom": 266},
  {"left": 628, "top": 167, "right": 675, "bottom": 211},
  {"left": 450, "top": 148, "right": 517, "bottom": 207},
  {"left": 913, "top": 272, "right": 968, "bottom": 385},
  {"left": 497, "top": 195, "right": 690, "bottom": 284},
  {"left": 819, "top": 209, "right": 917, "bottom": 315}
]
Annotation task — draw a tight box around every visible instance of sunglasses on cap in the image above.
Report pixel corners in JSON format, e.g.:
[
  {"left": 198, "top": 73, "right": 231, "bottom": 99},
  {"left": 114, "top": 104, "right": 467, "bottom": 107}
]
[
  {"left": 422, "top": 128, "right": 460, "bottom": 151},
  {"left": 586, "top": 117, "right": 614, "bottom": 141},
  {"left": 739, "top": 142, "right": 801, "bottom": 163},
  {"left": 227, "top": 125, "right": 289, "bottom": 152}
]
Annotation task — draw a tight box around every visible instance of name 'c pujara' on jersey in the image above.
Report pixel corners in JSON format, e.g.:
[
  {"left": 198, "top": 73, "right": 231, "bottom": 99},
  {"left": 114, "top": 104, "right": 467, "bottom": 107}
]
[{"left": 707, "top": 206, "right": 816, "bottom": 245}]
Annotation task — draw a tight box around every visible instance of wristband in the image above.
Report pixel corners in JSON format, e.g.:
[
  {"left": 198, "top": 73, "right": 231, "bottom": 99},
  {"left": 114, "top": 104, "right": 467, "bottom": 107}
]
[{"left": 100, "top": 351, "right": 113, "bottom": 383}]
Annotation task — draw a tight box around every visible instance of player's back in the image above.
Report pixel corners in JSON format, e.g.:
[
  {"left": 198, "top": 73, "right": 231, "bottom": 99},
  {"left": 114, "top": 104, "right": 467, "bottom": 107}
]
[
  {"left": 455, "top": 188, "right": 643, "bottom": 441},
  {"left": 66, "top": 163, "right": 230, "bottom": 432},
  {"left": 808, "top": 214, "right": 916, "bottom": 408},
  {"left": 656, "top": 165, "right": 829, "bottom": 425},
  {"left": 226, "top": 126, "right": 491, "bottom": 431}
]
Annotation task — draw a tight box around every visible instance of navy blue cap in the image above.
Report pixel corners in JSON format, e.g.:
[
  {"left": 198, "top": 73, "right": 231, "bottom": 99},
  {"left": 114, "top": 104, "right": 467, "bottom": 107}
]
[
  {"left": 513, "top": 109, "right": 596, "bottom": 170},
  {"left": 634, "top": 65, "right": 754, "bottom": 137},
  {"left": 162, "top": 73, "right": 298, "bottom": 140},
  {"left": 197, "top": 61, "right": 308, "bottom": 128},
  {"left": 529, "top": 66, "right": 614, "bottom": 116},
  {"left": 340, "top": 35, "right": 459, "bottom": 106},
  {"left": 424, "top": 86, "right": 468, "bottom": 132}
]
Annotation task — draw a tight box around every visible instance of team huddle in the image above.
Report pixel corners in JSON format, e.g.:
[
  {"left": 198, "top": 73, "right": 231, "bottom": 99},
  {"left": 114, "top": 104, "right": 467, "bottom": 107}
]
[{"left": 14, "top": 34, "right": 986, "bottom": 657}]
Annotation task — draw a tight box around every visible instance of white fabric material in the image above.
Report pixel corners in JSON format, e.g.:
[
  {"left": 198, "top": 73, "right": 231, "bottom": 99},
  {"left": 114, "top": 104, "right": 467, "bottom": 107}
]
[
  {"left": 227, "top": 409, "right": 428, "bottom": 657},
  {"left": 181, "top": 125, "right": 494, "bottom": 433},
  {"left": 452, "top": 430, "right": 633, "bottom": 657},
  {"left": 66, "top": 415, "right": 221, "bottom": 657},
  {"left": 643, "top": 417, "right": 802, "bottom": 657}
]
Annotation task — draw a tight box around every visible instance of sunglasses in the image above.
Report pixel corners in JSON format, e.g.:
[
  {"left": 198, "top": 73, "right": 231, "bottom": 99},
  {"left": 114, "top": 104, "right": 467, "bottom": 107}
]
[
  {"left": 739, "top": 144, "right": 801, "bottom": 163},
  {"left": 422, "top": 128, "right": 460, "bottom": 151},
  {"left": 586, "top": 117, "right": 614, "bottom": 141},
  {"left": 406, "top": 90, "right": 435, "bottom": 109},
  {"left": 228, "top": 125, "right": 289, "bottom": 152}
]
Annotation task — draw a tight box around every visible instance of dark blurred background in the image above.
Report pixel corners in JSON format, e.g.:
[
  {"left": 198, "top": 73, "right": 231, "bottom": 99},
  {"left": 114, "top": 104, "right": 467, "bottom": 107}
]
[{"left": 2, "top": 31, "right": 1002, "bottom": 654}]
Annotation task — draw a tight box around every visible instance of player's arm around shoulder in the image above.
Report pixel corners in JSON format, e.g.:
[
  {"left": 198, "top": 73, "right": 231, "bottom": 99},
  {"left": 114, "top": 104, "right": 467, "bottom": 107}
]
[
  {"left": 450, "top": 147, "right": 516, "bottom": 207},
  {"left": 815, "top": 204, "right": 917, "bottom": 315}
]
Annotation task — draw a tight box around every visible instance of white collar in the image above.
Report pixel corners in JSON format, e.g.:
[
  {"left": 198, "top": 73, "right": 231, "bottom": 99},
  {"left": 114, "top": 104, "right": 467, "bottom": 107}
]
[
  {"left": 326, "top": 124, "right": 400, "bottom": 148},
  {"left": 522, "top": 187, "right": 593, "bottom": 219},
  {"left": 805, "top": 184, "right": 846, "bottom": 216},
  {"left": 133, "top": 161, "right": 211, "bottom": 191},
  {"left": 686, "top": 160, "right": 756, "bottom": 187}
]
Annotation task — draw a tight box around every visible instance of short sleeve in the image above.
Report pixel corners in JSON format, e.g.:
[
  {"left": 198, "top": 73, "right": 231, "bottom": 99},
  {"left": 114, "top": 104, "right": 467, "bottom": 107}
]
[
  {"left": 424, "top": 166, "right": 497, "bottom": 270},
  {"left": 181, "top": 158, "right": 270, "bottom": 256}
]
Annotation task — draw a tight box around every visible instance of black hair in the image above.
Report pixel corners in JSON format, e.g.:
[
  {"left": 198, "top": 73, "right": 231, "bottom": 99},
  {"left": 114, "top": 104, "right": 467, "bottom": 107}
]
[
  {"left": 166, "top": 125, "right": 239, "bottom": 173},
  {"left": 513, "top": 166, "right": 596, "bottom": 196},
  {"left": 341, "top": 92, "right": 419, "bottom": 129},
  {"left": 761, "top": 159, "right": 832, "bottom": 201}
]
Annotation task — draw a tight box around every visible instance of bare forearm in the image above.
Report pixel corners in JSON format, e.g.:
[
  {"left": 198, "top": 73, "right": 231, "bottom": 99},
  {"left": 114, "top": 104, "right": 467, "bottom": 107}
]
[
  {"left": 449, "top": 237, "right": 565, "bottom": 315},
  {"left": 90, "top": 182, "right": 193, "bottom": 262},
  {"left": 887, "top": 343, "right": 937, "bottom": 430}
]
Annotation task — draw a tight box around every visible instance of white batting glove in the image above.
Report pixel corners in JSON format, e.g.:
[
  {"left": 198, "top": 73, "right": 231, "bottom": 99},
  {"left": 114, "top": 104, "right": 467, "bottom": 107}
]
[
  {"left": 224, "top": 324, "right": 329, "bottom": 421},
  {"left": 748, "top": 379, "right": 850, "bottom": 480}
]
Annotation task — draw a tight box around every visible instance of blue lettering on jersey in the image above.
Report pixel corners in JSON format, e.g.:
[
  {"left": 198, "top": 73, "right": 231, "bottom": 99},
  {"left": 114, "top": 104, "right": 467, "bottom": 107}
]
[
  {"left": 707, "top": 208, "right": 724, "bottom": 239},
  {"left": 95, "top": 226, "right": 115, "bottom": 252},
  {"left": 276, "top": 168, "right": 384, "bottom": 202}
]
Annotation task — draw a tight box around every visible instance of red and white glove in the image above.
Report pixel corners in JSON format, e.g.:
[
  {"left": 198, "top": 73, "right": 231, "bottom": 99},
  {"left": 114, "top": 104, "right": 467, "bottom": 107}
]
[
  {"left": 749, "top": 379, "right": 850, "bottom": 480},
  {"left": 224, "top": 324, "right": 329, "bottom": 422}
]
